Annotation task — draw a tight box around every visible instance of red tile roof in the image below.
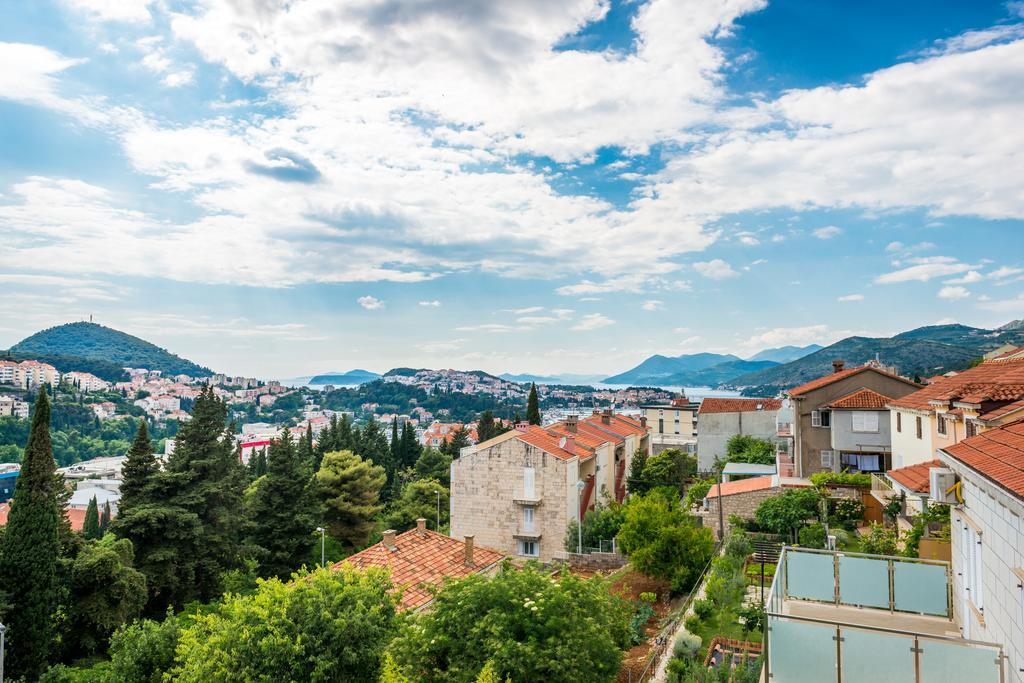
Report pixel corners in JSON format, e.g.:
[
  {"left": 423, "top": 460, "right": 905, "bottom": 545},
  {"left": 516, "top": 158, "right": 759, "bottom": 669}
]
[
  {"left": 789, "top": 364, "right": 918, "bottom": 397},
  {"left": 979, "top": 398, "right": 1024, "bottom": 422},
  {"left": 887, "top": 459, "right": 942, "bottom": 493},
  {"left": 706, "top": 476, "right": 776, "bottom": 499},
  {"left": 0, "top": 504, "right": 88, "bottom": 531},
  {"left": 888, "top": 359, "right": 1024, "bottom": 412},
  {"left": 828, "top": 388, "right": 893, "bottom": 410},
  {"left": 942, "top": 419, "right": 1024, "bottom": 499},
  {"left": 581, "top": 412, "right": 647, "bottom": 438},
  {"left": 336, "top": 528, "right": 505, "bottom": 611},
  {"left": 698, "top": 397, "right": 782, "bottom": 414},
  {"left": 516, "top": 425, "right": 584, "bottom": 460}
]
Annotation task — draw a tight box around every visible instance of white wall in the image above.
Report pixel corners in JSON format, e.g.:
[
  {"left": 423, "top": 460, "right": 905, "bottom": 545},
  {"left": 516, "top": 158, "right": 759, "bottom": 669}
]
[{"left": 889, "top": 408, "right": 934, "bottom": 469}]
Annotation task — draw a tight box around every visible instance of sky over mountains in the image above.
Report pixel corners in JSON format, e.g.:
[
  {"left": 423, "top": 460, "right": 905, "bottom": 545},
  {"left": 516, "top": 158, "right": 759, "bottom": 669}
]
[{"left": 1, "top": 0, "right": 1024, "bottom": 377}]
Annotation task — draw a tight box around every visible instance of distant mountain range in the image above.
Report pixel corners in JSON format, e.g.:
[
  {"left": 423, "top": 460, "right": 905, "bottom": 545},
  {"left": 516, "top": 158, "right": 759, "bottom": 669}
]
[
  {"left": 499, "top": 372, "right": 608, "bottom": 385},
  {"left": 6, "top": 322, "right": 212, "bottom": 379},
  {"left": 747, "top": 344, "right": 823, "bottom": 363},
  {"left": 600, "top": 345, "right": 823, "bottom": 387}
]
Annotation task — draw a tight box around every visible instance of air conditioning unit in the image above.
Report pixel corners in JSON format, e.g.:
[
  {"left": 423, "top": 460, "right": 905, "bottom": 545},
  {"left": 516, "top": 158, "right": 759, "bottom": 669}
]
[{"left": 929, "top": 467, "right": 957, "bottom": 504}]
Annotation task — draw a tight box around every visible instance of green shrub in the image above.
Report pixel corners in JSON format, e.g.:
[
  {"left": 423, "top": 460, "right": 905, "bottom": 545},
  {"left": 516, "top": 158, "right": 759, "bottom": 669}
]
[
  {"left": 810, "top": 471, "right": 871, "bottom": 488},
  {"left": 692, "top": 598, "right": 714, "bottom": 620},
  {"left": 629, "top": 601, "right": 657, "bottom": 645},
  {"left": 798, "top": 522, "right": 827, "bottom": 549},
  {"left": 672, "top": 630, "right": 703, "bottom": 659},
  {"left": 684, "top": 614, "right": 702, "bottom": 634},
  {"left": 724, "top": 531, "right": 752, "bottom": 560},
  {"left": 639, "top": 591, "right": 657, "bottom": 604},
  {"left": 861, "top": 523, "right": 899, "bottom": 556},
  {"left": 831, "top": 498, "right": 865, "bottom": 526},
  {"left": 683, "top": 479, "right": 714, "bottom": 509}
]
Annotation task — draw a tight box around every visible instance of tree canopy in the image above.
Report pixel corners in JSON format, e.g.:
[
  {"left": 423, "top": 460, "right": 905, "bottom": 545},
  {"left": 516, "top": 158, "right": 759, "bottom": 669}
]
[{"left": 316, "top": 449, "right": 386, "bottom": 548}]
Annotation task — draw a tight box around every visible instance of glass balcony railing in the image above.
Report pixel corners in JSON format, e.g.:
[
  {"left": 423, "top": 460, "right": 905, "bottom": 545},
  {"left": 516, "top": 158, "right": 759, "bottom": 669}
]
[{"left": 765, "top": 547, "right": 1006, "bottom": 682}]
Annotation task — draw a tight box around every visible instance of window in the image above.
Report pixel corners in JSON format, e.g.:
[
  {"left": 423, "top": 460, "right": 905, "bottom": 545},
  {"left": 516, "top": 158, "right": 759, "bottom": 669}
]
[
  {"left": 896, "top": 412, "right": 902, "bottom": 432},
  {"left": 916, "top": 416, "right": 923, "bottom": 439},
  {"left": 811, "top": 410, "right": 821, "bottom": 427},
  {"left": 937, "top": 417, "right": 947, "bottom": 436},
  {"left": 852, "top": 411, "right": 879, "bottom": 433},
  {"left": 523, "top": 507, "right": 535, "bottom": 532},
  {"left": 518, "top": 540, "right": 539, "bottom": 557},
  {"left": 658, "top": 419, "right": 664, "bottom": 434},
  {"left": 963, "top": 523, "right": 984, "bottom": 613},
  {"left": 966, "top": 421, "right": 978, "bottom": 438},
  {"left": 820, "top": 450, "right": 834, "bottom": 469},
  {"left": 523, "top": 467, "right": 535, "bottom": 499}
]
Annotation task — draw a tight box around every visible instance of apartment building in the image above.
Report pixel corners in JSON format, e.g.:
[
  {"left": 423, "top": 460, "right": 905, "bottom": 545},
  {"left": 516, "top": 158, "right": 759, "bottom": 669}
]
[
  {"left": 788, "top": 360, "right": 920, "bottom": 477},
  {"left": 888, "top": 352, "right": 1024, "bottom": 469},
  {"left": 0, "top": 396, "right": 29, "bottom": 418},
  {"left": 64, "top": 371, "right": 111, "bottom": 392},
  {"left": 0, "top": 360, "right": 60, "bottom": 389},
  {"left": 640, "top": 396, "right": 698, "bottom": 453},
  {"left": 450, "top": 410, "right": 649, "bottom": 563},
  {"left": 937, "top": 420, "right": 1024, "bottom": 682},
  {"left": 695, "top": 397, "right": 782, "bottom": 471}
]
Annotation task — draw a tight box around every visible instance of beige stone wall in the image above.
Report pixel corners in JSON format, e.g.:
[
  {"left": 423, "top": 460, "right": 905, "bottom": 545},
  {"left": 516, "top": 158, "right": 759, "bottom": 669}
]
[
  {"left": 451, "top": 436, "right": 576, "bottom": 563},
  {"left": 701, "top": 487, "right": 780, "bottom": 538}
]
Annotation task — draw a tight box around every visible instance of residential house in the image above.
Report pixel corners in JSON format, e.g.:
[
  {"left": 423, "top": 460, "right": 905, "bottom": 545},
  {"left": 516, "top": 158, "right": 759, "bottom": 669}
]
[
  {"left": 640, "top": 396, "right": 699, "bottom": 453},
  {"left": 936, "top": 419, "right": 1024, "bottom": 681},
  {"left": 695, "top": 397, "right": 783, "bottom": 472},
  {"left": 450, "top": 410, "right": 649, "bottom": 563},
  {"left": 64, "top": 371, "right": 111, "bottom": 392},
  {"left": 337, "top": 519, "right": 505, "bottom": 611},
  {"left": 700, "top": 475, "right": 811, "bottom": 538},
  {"left": 788, "top": 360, "right": 920, "bottom": 477},
  {"left": 421, "top": 421, "right": 478, "bottom": 449},
  {"left": 887, "top": 352, "right": 1024, "bottom": 470},
  {"left": 0, "top": 396, "right": 29, "bottom": 418}
]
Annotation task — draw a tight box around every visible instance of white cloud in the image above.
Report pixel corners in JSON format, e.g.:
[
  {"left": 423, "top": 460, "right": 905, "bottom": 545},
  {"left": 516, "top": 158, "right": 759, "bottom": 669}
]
[
  {"left": 812, "top": 226, "right": 842, "bottom": 239},
  {"left": 571, "top": 313, "right": 615, "bottom": 331},
  {"left": 989, "top": 266, "right": 1023, "bottom": 280},
  {"left": 837, "top": 294, "right": 864, "bottom": 302},
  {"left": 885, "top": 241, "right": 904, "bottom": 252},
  {"left": 641, "top": 300, "right": 663, "bottom": 311},
  {"left": 938, "top": 285, "right": 970, "bottom": 300},
  {"left": 61, "top": 0, "right": 152, "bottom": 23},
  {"left": 693, "top": 259, "right": 738, "bottom": 280},
  {"left": 875, "top": 256, "right": 976, "bottom": 284},
  {"left": 945, "top": 270, "right": 983, "bottom": 284},
  {"left": 357, "top": 295, "right": 384, "bottom": 310},
  {"left": 415, "top": 339, "right": 464, "bottom": 353},
  {"left": 418, "top": 300, "right": 441, "bottom": 307},
  {"left": 977, "top": 293, "right": 1024, "bottom": 314},
  {"left": 737, "top": 324, "right": 861, "bottom": 352},
  {"left": 736, "top": 232, "right": 760, "bottom": 246}
]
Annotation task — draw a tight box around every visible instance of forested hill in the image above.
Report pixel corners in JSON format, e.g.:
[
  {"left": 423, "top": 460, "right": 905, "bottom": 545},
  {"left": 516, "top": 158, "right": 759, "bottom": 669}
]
[{"left": 9, "top": 322, "right": 213, "bottom": 377}]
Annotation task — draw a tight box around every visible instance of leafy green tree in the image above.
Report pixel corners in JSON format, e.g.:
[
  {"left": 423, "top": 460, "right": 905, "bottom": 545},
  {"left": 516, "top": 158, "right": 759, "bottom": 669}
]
[
  {"left": 0, "top": 387, "right": 63, "bottom": 679},
  {"left": 563, "top": 501, "right": 626, "bottom": 552},
  {"left": 83, "top": 495, "right": 101, "bottom": 539},
  {"left": 724, "top": 434, "right": 775, "bottom": 466},
  {"left": 316, "top": 450, "right": 386, "bottom": 547},
  {"left": 105, "top": 612, "right": 182, "bottom": 683},
  {"left": 440, "top": 425, "right": 471, "bottom": 458},
  {"left": 617, "top": 491, "right": 715, "bottom": 592},
  {"left": 476, "top": 410, "right": 497, "bottom": 443},
  {"left": 640, "top": 448, "right": 695, "bottom": 495},
  {"left": 387, "top": 478, "right": 449, "bottom": 531},
  {"left": 246, "top": 429, "right": 317, "bottom": 578},
  {"left": 753, "top": 487, "right": 821, "bottom": 539},
  {"left": 683, "top": 478, "right": 714, "bottom": 509},
  {"left": 169, "top": 567, "right": 397, "bottom": 682},
  {"left": 380, "top": 654, "right": 412, "bottom": 683},
  {"left": 65, "top": 534, "right": 147, "bottom": 657},
  {"left": 414, "top": 447, "right": 452, "bottom": 486},
  {"left": 627, "top": 448, "right": 649, "bottom": 494},
  {"left": 391, "top": 565, "right": 631, "bottom": 683},
  {"left": 398, "top": 421, "right": 422, "bottom": 469},
  {"left": 525, "top": 383, "right": 541, "bottom": 425},
  {"left": 861, "top": 522, "right": 899, "bottom": 555}
]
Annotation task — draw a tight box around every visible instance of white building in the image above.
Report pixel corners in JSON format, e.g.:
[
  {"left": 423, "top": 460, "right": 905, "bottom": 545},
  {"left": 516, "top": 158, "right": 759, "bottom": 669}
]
[
  {"left": 65, "top": 371, "right": 111, "bottom": 392},
  {"left": 695, "top": 397, "right": 782, "bottom": 471}
]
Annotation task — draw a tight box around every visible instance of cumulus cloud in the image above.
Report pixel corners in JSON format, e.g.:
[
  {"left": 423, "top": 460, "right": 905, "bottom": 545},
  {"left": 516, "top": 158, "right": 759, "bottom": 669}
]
[
  {"left": 937, "top": 285, "right": 970, "bottom": 300},
  {"left": 812, "top": 226, "right": 842, "bottom": 239},
  {"left": 61, "top": 0, "right": 152, "bottom": 23},
  {"left": 693, "top": 259, "right": 738, "bottom": 280},
  {"left": 357, "top": 295, "right": 384, "bottom": 310},
  {"left": 641, "top": 300, "right": 663, "bottom": 311},
  {"left": 837, "top": 294, "right": 864, "bottom": 302},
  {"left": 571, "top": 313, "right": 615, "bottom": 331},
  {"left": 875, "top": 256, "right": 976, "bottom": 284}
]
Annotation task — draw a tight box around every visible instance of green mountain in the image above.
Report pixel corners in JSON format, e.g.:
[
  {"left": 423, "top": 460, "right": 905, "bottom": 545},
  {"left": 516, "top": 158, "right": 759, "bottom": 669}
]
[
  {"left": 732, "top": 323, "right": 1024, "bottom": 394},
  {"left": 747, "top": 344, "right": 823, "bottom": 363},
  {"left": 308, "top": 369, "right": 380, "bottom": 385},
  {"left": 9, "top": 322, "right": 213, "bottom": 378},
  {"left": 603, "top": 352, "right": 740, "bottom": 385}
]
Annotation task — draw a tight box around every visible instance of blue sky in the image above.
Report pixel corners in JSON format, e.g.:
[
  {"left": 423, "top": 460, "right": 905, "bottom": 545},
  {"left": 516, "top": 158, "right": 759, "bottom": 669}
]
[{"left": 2, "top": 0, "right": 1024, "bottom": 378}]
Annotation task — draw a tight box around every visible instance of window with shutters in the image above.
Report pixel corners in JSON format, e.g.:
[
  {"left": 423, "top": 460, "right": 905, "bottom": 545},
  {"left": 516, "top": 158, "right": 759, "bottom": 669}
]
[
  {"left": 852, "top": 411, "right": 879, "bottom": 433},
  {"left": 937, "top": 417, "right": 947, "bottom": 436},
  {"left": 963, "top": 524, "right": 984, "bottom": 613},
  {"left": 523, "top": 507, "right": 534, "bottom": 532},
  {"left": 523, "top": 467, "right": 535, "bottom": 499},
  {"left": 916, "top": 416, "right": 923, "bottom": 439},
  {"left": 517, "top": 540, "right": 539, "bottom": 557},
  {"left": 820, "top": 410, "right": 831, "bottom": 428},
  {"left": 820, "top": 450, "right": 834, "bottom": 469},
  {"left": 811, "top": 410, "right": 821, "bottom": 427},
  {"left": 966, "top": 420, "right": 978, "bottom": 438}
]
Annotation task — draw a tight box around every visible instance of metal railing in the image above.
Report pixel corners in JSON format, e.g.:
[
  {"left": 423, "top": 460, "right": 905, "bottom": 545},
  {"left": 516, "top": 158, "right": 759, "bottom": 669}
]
[
  {"left": 764, "top": 547, "right": 1006, "bottom": 683},
  {"left": 870, "top": 473, "right": 896, "bottom": 502}
]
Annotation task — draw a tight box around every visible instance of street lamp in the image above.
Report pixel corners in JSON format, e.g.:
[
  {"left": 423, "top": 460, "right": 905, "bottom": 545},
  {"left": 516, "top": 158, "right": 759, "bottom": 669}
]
[
  {"left": 315, "top": 527, "right": 326, "bottom": 568},
  {"left": 575, "top": 479, "right": 586, "bottom": 554}
]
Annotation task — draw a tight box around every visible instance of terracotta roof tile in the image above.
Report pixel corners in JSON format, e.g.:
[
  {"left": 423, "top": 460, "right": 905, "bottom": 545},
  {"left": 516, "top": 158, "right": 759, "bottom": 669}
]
[
  {"left": 942, "top": 419, "right": 1024, "bottom": 499},
  {"left": 516, "top": 425, "right": 581, "bottom": 460},
  {"left": 828, "top": 388, "right": 893, "bottom": 410},
  {"left": 698, "top": 397, "right": 782, "bottom": 414},
  {"left": 889, "top": 359, "right": 1024, "bottom": 412},
  {"left": 335, "top": 528, "right": 504, "bottom": 611},
  {"left": 887, "top": 459, "right": 942, "bottom": 493},
  {"left": 706, "top": 475, "right": 776, "bottom": 499},
  {"left": 789, "top": 365, "right": 919, "bottom": 397}
]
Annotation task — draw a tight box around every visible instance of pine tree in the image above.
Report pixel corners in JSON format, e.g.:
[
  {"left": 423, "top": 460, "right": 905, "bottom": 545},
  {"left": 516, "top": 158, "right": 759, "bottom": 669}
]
[
  {"left": 337, "top": 413, "right": 354, "bottom": 451},
  {"left": 119, "top": 419, "right": 158, "bottom": 512},
  {"left": 389, "top": 417, "right": 400, "bottom": 465},
  {"left": 100, "top": 500, "right": 112, "bottom": 533},
  {"left": 297, "top": 427, "right": 315, "bottom": 476},
  {"left": 477, "top": 410, "right": 496, "bottom": 443},
  {"left": 398, "top": 422, "right": 422, "bottom": 470},
  {"left": 526, "top": 384, "right": 541, "bottom": 425},
  {"left": 0, "top": 387, "right": 62, "bottom": 679},
  {"left": 246, "top": 429, "right": 317, "bottom": 578},
  {"left": 440, "top": 426, "right": 471, "bottom": 458},
  {"left": 83, "top": 495, "right": 101, "bottom": 539},
  {"left": 316, "top": 449, "right": 386, "bottom": 547}
]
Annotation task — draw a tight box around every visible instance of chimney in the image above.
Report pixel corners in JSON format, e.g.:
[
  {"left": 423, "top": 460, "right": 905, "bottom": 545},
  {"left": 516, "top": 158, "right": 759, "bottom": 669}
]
[
  {"left": 464, "top": 534, "right": 475, "bottom": 566},
  {"left": 416, "top": 518, "right": 427, "bottom": 535},
  {"left": 560, "top": 435, "right": 575, "bottom": 456},
  {"left": 383, "top": 529, "right": 397, "bottom": 551},
  {"left": 640, "top": 416, "right": 647, "bottom": 429},
  {"left": 565, "top": 414, "right": 578, "bottom": 433},
  {"left": 832, "top": 359, "right": 845, "bottom": 374},
  {"left": 515, "top": 421, "right": 529, "bottom": 433},
  {"left": 601, "top": 408, "right": 612, "bottom": 425}
]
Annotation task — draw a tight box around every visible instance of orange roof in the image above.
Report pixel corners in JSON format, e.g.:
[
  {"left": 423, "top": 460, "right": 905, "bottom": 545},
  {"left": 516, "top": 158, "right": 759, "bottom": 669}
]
[
  {"left": 789, "top": 364, "right": 918, "bottom": 397},
  {"left": 706, "top": 475, "right": 776, "bottom": 499},
  {"left": 698, "top": 397, "right": 782, "bottom": 414},
  {"left": 516, "top": 425, "right": 582, "bottom": 460},
  {"left": 828, "top": 388, "right": 892, "bottom": 410},
  {"left": 888, "top": 359, "right": 1024, "bottom": 412},
  {"left": 580, "top": 412, "right": 646, "bottom": 439},
  {"left": 942, "top": 419, "right": 1024, "bottom": 499},
  {"left": 0, "top": 504, "right": 87, "bottom": 531},
  {"left": 546, "top": 424, "right": 607, "bottom": 450},
  {"left": 887, "top": 459, "right": 942, "bottom": 493},
  {"left": 336, "top": 527, "right": 505, "bottom": 611}
]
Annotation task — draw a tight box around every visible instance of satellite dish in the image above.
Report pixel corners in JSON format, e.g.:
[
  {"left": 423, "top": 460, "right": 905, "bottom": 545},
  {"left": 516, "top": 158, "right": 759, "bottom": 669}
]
[{"left": 559, "top": 436, "right": 567, "bottom": 448}]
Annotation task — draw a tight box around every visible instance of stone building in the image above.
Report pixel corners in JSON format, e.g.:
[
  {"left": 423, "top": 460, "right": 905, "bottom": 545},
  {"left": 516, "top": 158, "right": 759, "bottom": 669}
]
[{"left": 450, "top": 410, "right": 650, "bottom": 563}]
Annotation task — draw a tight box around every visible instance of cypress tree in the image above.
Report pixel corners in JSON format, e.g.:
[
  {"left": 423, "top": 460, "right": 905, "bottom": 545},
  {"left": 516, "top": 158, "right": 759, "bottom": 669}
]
[
  {"left": 337, "top": 413, "right": 354, "bottom": 451},
  {"left": 119, "top": 419, "right": 158, "bottom": 512},
  {"left": 0, "top": 387, "right": 62, "bottom": 679},
  {"left": 399, "top": 422, "right": 422, "bottom": 470},
  {"left": 83, "top": 495, "right": 101, "bottom": 539},
  {"left": 477, "top": 410, "right": 496, "bottom": 443},
  {"left": 298, "top": 427, "right": 315, "bottom": 476},
  {"left": 246, "top": 429, "right": 317, "bottom": 578},
  {"left": 526, "top": 384, "right": 541, "bottom": 425},
  {"left": 389, "top": 417, "right": 400, "bottom": 465},
  {"left": 99, "top": 500, "right": 112, "bottom": 533}
]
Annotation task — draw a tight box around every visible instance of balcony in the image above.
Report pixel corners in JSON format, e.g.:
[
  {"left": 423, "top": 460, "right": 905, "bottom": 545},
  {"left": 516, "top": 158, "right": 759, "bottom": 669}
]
[
  {"left": 765, "top": 547, "right": 1006, "bottom": 682},
  {"left": 870, "top": 472, "right": 897, "bottom": 505}
]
